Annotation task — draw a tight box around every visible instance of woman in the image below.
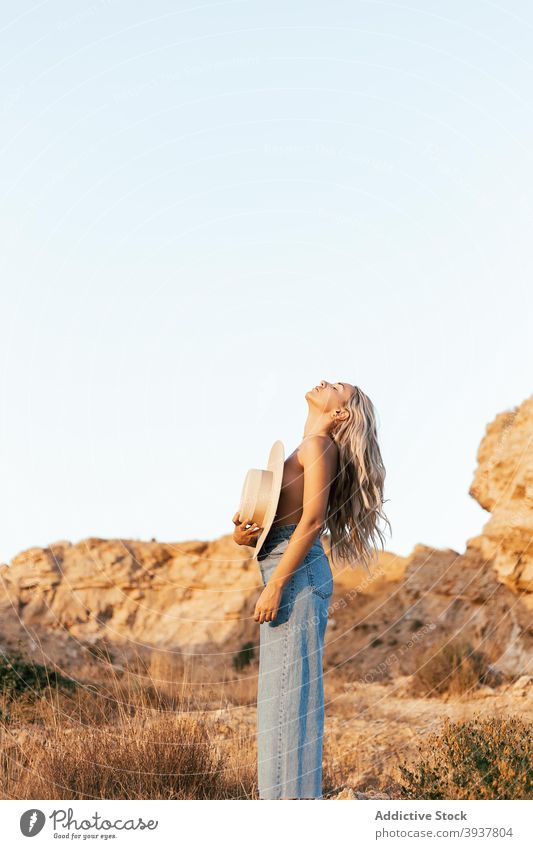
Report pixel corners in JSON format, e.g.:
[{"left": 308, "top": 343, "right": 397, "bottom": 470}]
[{"left": 232, "top": 380, "right": 391, "bottom": 800}]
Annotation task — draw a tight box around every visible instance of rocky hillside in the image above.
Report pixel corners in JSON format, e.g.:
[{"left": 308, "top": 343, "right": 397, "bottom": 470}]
[
  {"left": 0, "top": 534, "right": 258, "bottom": 662},
  {"left": 0, "top": 393, "right": 531, "bottom": 678}
]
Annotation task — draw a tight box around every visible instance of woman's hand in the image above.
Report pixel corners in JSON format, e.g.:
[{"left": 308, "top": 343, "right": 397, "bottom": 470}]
[
  {"left": 232, "top": 511, "right": 263, "bottom": 547},
  {"left": 254, "top": 581, "right": 283, "bottom": 624}
]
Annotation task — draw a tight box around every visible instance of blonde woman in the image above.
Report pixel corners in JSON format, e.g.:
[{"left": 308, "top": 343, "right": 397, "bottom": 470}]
[{"left": 232, "top": 380, "right": 391, "bottom": 800}]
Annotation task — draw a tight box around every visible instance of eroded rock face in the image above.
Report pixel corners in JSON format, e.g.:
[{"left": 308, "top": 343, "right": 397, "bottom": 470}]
[
  {"left": 0, "top": 536, "right": 260, "bottom": 655},
  {"left": 466, "top": 394, "right": 533, "bottom": 600}
]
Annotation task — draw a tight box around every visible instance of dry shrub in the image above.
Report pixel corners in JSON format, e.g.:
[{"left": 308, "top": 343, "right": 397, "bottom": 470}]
[
  {"left": 412, "top": 637, "right": 492, "bottom": 698},
  {"left": 398, "top": 715, "right": 533, "bottom": 799}
]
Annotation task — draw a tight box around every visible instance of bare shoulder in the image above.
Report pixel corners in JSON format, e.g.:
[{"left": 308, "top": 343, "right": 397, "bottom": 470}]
[{"left": 296, "top": 435, "right": 338, "bottom": 468}]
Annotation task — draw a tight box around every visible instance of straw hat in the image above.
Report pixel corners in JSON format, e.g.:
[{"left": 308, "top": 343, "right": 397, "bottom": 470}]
[{"left": 238, "top": 440, "right": 285, "bottom": 560}]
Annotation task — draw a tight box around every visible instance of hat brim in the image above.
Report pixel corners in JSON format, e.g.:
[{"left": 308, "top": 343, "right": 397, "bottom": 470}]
[{"left": 253, "top": 440, "right": 285, "bottom": 560}]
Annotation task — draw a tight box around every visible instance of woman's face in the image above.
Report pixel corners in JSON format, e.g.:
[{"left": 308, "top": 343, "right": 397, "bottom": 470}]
[{"left": 305, "top": 380, "right": 355, "bottom": 412}]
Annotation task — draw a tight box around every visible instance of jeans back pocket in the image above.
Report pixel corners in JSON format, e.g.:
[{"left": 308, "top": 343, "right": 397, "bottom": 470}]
[{"left": 305, "top": 550, "right": 333, "bottom": 599}]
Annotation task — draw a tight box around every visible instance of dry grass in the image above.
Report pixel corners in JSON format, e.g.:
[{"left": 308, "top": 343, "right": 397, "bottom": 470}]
[
  {"left": 2, "top": 645, "right": 531, "bottom": 800},
  {"left": 0, "top": 646, "right": 258, "bottom": 799},
  {"left": 2, "top": 709, "right": 255, "bottom": 799}
]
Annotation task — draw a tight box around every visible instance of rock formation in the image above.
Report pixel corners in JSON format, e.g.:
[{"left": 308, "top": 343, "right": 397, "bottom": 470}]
[
  {"left": 0, "top": 535, "right": 258, "bottom": 658},
  {"left": 466, "top": 394, "right": 533, "bottom": 600}
]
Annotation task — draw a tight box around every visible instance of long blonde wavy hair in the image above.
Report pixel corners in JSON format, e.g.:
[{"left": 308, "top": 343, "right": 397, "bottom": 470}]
[{"left": 319, "top": 385, "right": 391, "bottom": 573}]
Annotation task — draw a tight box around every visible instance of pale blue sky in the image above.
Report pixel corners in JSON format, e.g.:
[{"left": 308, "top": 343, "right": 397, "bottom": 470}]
[{"left": 1, "top": 1, "right": 532, "bottom": 564}]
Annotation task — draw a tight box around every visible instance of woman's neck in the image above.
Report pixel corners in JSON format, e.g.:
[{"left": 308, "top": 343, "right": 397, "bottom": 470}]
[
  {"left": 302, "top": 428, "right": 333, "bottom": 436},
  {"left": 302, "top": 414, "right": 335, "bottom": 441}
]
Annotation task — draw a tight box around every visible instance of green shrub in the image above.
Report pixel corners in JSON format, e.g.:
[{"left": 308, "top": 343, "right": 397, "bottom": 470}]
[
  {"left": 0, "top": 650, "right": 76, "bottom": 700},
  {"left": 398, "top": 715, "right": 533, "bottom": 799},
  {"left": 232, "top": 642, "right": 255, "bottom": 671}
]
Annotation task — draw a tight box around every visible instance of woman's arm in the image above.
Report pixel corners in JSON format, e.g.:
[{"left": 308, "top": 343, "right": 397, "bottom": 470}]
[{"left": 253, "top": 435, "right": 337, "bottom": 623}]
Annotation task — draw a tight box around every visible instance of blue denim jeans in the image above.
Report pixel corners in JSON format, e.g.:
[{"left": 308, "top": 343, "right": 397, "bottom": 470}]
[{"left": 256, "top": 523, "right": 333, "bottom": 799}]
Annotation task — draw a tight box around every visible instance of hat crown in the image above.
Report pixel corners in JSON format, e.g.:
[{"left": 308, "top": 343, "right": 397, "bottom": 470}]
[{"left": 238, "top": 468, "right": 274, "bottom": 526}]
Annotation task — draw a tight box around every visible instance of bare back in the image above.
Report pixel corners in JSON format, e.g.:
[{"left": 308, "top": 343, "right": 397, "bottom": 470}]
[{"left": 270, "top": 437, "right": 338, "bottom": 529}]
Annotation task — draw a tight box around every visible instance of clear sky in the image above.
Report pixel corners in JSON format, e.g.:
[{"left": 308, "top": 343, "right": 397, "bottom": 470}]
[{"left": 1, "top": 1, "right": 532, "bottom": 565}]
